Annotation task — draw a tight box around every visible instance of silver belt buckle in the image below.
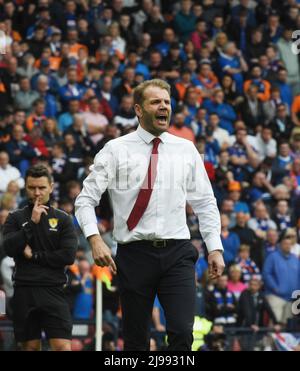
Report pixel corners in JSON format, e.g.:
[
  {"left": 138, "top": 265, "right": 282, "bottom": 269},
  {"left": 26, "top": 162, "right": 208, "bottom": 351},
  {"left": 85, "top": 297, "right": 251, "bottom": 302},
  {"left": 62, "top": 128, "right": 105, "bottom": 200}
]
[{"left": 153, "top": 240, "right": 166, "bottom": 248}]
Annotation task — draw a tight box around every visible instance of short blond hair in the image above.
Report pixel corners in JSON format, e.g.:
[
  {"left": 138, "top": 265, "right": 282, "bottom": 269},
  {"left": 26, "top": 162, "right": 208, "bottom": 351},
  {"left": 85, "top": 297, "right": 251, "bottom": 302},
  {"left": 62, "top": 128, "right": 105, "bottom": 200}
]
[{"left": 133, "top": 79, "right": 171, "bottom": 107}]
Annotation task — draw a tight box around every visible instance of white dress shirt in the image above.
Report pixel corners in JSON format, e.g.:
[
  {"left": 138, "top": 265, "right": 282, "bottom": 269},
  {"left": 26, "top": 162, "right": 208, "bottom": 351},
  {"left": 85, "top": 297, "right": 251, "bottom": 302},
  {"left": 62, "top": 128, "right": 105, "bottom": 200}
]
[
  {"left": 0, "top": 164, "right": 25, "bottom": 193},
  {"left": 75, "top": 125, "right": 223, "bottom": 253}
]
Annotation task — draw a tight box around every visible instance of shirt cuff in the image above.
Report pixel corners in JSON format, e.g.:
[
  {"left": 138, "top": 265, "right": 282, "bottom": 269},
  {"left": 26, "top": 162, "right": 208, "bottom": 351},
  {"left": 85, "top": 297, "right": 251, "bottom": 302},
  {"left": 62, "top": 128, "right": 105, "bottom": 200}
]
[
  {"left": 204, "top": 235, "right": 224, "bottom": 254},
  {"left": 83, "top": 223, "right": 100, "bottom": 238}
]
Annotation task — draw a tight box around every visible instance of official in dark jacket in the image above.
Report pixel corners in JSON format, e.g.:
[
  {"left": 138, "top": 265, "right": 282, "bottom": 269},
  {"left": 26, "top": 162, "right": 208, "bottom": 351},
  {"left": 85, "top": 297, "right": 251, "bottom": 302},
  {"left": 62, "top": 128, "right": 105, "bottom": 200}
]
[
  {"left": 3, "top": 164, "right": 78, "bottom": 351},
  {"left": 237, "top": 277, "right": 278, "bottom": 328}
]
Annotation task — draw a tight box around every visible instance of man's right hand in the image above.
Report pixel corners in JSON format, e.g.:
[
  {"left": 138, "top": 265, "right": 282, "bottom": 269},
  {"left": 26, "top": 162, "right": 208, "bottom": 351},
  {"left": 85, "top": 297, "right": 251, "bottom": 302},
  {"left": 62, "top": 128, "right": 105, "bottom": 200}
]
[
  {"left": 31, "top": 198, "right": 49, "bottom": 224},
  {"left": 88, "top": 234, "right": 117, "bottom": 274}
]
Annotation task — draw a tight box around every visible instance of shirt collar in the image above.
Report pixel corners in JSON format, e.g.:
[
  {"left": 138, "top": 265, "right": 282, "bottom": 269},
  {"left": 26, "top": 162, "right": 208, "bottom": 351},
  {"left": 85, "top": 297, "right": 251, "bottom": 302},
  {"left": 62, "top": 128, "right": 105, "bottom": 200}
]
[{"left": 136, "top": 124, "right": 167, "bottom": 144}]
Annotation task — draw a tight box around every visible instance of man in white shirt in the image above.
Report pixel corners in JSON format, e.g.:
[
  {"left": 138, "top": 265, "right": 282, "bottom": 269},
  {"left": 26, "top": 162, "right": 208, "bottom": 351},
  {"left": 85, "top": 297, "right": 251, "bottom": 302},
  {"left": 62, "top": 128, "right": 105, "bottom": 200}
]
[
  {"left": 255, "top": 125, "right": 277, "bottom": 162},
  {"left": 0, "top": 151, "right": 24, "bottom": 194},
  {"left": 75, "top": 79, "right": 225, "bottom": 351}
]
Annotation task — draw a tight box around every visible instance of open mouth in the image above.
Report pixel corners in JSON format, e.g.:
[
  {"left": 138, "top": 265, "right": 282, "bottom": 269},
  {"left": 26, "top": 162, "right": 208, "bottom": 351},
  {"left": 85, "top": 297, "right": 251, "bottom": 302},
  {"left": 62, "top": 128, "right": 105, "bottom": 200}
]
[{"left": 155, "top": 113, "right": 168, "bottom": 124}]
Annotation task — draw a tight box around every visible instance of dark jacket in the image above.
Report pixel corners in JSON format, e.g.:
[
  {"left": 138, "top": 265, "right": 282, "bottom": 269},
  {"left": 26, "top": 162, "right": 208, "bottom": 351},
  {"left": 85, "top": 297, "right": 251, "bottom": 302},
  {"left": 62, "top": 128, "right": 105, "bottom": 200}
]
[
  {"left": 238, "top": 289, "right": 277, "bottom": 327},
  {"left": 3, "top": 204, "right": 78, "bottom": 287}
]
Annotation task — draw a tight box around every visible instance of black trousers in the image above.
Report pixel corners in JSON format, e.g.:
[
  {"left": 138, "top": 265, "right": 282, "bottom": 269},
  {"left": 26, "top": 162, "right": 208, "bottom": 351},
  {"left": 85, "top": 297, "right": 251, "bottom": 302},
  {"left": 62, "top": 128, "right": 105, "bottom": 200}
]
[{"left": 115, "top": 239, "right": 198, "bottom": 351}]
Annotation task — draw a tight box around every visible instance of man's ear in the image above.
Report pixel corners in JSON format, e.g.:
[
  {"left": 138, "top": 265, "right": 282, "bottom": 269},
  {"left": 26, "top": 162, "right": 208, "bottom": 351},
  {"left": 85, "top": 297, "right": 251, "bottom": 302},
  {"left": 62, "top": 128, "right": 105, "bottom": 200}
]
[{"left": 134, "top": 104, "right": 142, "bottom": 119}]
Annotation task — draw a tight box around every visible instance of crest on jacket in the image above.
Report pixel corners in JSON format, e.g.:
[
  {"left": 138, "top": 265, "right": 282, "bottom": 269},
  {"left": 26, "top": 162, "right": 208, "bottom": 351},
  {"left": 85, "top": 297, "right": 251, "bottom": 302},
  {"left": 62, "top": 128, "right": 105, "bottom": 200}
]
[{"left": 48, "top": 218, "right": 58, "bottom": 229}]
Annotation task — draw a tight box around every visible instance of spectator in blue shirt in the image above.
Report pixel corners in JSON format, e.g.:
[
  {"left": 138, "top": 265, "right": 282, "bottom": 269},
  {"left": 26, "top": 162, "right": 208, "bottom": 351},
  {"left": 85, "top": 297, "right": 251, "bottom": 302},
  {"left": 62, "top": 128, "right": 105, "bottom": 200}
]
[
  {"left": 36, "top": 75, "right": 58, "bottom": 118},
  {"left": 119, "top": 50, "right": 150, "bottom": 80},
  {"left": 228, "top": 128, "right": 259, "bottom": 182},
  {"left": 58, "top": 99, "right": 81, "bottom": 133},
  {"left": 221, "top": 213, "right": 241, "bottom": 264},
  {"left": 218, "top": 42, "right": 248, "bottom": 94},
  {"left": 73, "top": 259, "right": 94, "bottom": 320},
  {"left": 203, "top": 89, "right": 237, "bottom": 134},
  {"left": 263, "top": 234, "right": 300, "bottom": 324},
  {"left": 275, "top": 68, "right": 293, "bottom": 108},
  {"left": 59, "top": 67, "right": 86, "bottom": 108}
]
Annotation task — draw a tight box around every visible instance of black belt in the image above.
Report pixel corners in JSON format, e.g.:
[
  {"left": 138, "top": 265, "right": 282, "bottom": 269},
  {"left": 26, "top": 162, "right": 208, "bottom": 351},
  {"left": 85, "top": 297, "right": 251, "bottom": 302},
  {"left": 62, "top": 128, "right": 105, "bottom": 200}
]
[{"left": 119, "top": 239, "right": 178, "bottom": 248}]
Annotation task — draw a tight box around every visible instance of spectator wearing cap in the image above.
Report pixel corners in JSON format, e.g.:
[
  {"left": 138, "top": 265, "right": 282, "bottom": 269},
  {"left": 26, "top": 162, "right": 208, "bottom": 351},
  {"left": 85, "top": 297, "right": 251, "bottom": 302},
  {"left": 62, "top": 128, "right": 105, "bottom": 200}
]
[
  {"left": 221, "top": 213, "right": 241, "bottom": 264},
  {"left": 203, "top": 89, "right": 237, "bottom": 135},
  {"left": 248, "top": 201, "right": 277, "bottom": 240},
  {"left": 227, "top": 180, "right": 250, "bottom": 216},
  {"left": 263, "top": 232, "right": 300, "bottom": 325},
  {"left": 14, "top": 76, "right": 39, "bottom": 114}
]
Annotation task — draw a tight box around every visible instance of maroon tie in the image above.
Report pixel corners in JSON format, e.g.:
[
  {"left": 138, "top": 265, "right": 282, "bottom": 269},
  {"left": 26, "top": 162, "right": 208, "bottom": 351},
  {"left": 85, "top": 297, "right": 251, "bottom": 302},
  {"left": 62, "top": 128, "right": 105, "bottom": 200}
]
[{"left": 127, "top": 138, "right": 161, "bottom": 231}]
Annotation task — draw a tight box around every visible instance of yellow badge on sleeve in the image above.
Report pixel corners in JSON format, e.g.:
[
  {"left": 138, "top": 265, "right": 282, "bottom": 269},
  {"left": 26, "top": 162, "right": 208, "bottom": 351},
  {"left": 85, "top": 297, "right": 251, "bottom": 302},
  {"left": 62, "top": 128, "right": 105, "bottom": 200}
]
[{"left": 49, "top": 218, "right": 58, "bottom": 229}]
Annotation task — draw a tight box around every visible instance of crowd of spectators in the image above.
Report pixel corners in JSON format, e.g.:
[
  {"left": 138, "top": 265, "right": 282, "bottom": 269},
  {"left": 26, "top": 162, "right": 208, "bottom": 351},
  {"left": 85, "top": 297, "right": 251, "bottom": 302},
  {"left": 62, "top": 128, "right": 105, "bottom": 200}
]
[{"left": 0, "top": 0, "right": 300, "bottom": 351}]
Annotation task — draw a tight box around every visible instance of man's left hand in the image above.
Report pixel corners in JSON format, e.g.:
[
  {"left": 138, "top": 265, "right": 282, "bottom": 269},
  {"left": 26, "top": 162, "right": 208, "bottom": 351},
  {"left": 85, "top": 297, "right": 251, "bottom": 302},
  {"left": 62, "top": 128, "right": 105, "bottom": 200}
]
[
  {"left": 24, "top": 245, "right": 33, "bottom": 260},
  {"left": 208, "top": 251, "right": 225, "bottom": 280}
]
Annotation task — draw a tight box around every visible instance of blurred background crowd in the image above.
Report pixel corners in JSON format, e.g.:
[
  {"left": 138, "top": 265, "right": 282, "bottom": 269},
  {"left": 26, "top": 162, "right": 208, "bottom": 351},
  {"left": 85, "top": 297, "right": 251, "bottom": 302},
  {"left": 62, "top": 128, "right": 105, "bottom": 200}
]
[{"left": 0, "top": 0, "right": 300, "bottom": 351}]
